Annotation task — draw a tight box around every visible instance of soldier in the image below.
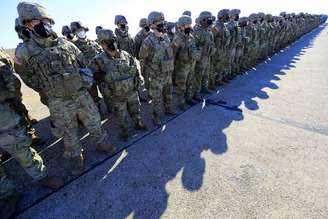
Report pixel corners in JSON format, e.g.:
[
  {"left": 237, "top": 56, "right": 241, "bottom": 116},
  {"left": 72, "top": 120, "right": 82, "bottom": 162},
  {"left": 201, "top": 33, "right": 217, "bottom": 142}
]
[
  {"left": 165, "top": 21, "right": 177, "bottom": 41},
  {"left": 95, "top": 26, "right": 103, "bottom": 44},
  {"left": 139, "top": 11, "right": 176, "bottom": 126},
  {"left": 226, "top": 9, "right": 241, "bottom": 77},
  {"left": 0, "top": 50, "right": 63, "bottom": 219},
  {"left": 89, "top": 29, "right": 147, "bottom": 141},
  {"left": 70, "top": 21, "right": 104, "bottom": 114},
  {"left": 171, "top": 15, "right": 200, "bottom": 110},
  {"left": 15, "top": 2, "right": 116, "bottom": 176},
  {"left": 193, "top": 11, "right": 216, "bottom": 99},
  {"left": 235, "top": 17, "right": 250, "bottom": 73},
  {"left": 211, "top": 9, "right": 230, "bottom": 87},
  {"left": 182, "top": 11, "right": 192, "bottom": 17},
  {"left": 61, "top": 25, "right": 74, "bottom": 42},
  {"left": 134, "top": 18, "right": 150, "bottom": 60},
  {"left": 114, "top": 15, "right": 135, "bottom": 56}
]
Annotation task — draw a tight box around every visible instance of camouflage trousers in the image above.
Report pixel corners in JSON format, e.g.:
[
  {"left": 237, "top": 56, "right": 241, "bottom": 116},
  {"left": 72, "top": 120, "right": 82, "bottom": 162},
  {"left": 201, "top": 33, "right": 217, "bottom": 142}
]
[
  {"left": 142, "top": 66, "right": 151, "bottom": 90},
  {"left": 235, "top": 46, "right": 244, "bottom": 73},
  {"left": 174, "top": 62, "right": 193, "bottom": 104},
  {"left": 111, "top": 91, "right": 142, "bottom": 130},
  {"left": 210, "top": 53, "right": 224, "bottom": 86},
  {"left": 227, "top": 48, "right": 236, "bottom": 76},
  {"left": 194, "top": 57, "right": 211, "bottom": 95},
  {"left": 0, "top": 124, "right": 46, "bottom": 200},
  {"left": 48, "top": 90, "right": 107, "bottom": 158},
  {"left": 149, "top": 74, "right": 173, "bottom": 116}
]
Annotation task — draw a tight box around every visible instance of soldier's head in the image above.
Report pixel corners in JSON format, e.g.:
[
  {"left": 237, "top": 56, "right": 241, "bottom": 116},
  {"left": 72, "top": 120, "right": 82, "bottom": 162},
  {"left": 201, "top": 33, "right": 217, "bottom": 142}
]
[
  {"left": 229, "top": 9, "right": 241, "bottom": 21},
  {"left": 217, "top": 9, "right": 230, "bottom": 22},
  {"left": 139, "top": 18, "right": 150, "bottom": 33},
  {"left": 15, "top": 17, "right": 31, "bottom": 40},
  {"left": 17, "top": 1, "right": 56, "bottom": 39},
  {"left": 95, "top": 26, "right": 103, "bottom": 35},
  {"left": 265, "top": 14, "right": 273, "bottom": 23},
  {"left": 257, "top": 13, "right": 265, "bottom": 23},
  {"left": 148, "top": 11, "right": 165, "bottom": 35},
  {"left": 238, "top": 17, "right": 248, "bottom": 27},
  {"left": 198, "top": 11, "right": 214, "bottom": 27},
  {"left": 182, "top": 11, "right": 192, "bottom": 17},
  {"left": 115, "top": 15, "right": 128, "bottom": 32},
  {"left": 70, "top": 21, "right": 89, "bottom": 40},
  {"left": 177, "top": 15, "right": 192, "bottom": 35},
  {"left": 97, "top": 29, "right": 118, "bottom": 56},
  {"left": 61, "top": 25, "right": 74, "bottom": 40}
]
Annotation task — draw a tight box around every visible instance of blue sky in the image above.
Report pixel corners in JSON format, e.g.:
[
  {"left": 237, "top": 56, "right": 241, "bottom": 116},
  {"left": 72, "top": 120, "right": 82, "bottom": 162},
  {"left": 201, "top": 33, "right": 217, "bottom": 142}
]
[{"left": 1, "top": 0, "right": 327, "bottom": 49}]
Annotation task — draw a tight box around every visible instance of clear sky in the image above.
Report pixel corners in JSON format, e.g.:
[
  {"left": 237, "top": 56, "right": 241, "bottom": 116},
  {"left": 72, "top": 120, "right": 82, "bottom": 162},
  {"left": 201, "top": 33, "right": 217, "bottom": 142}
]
[{"left": 1, "top": 0, "right": 327, "bottom": 49}]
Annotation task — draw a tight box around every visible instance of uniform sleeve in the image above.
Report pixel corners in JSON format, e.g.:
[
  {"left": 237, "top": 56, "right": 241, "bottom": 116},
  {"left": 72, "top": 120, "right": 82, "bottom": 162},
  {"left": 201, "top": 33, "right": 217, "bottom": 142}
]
[
  {"left": 171, "top": 35, "right": 182, "bottom": 56},
  {"left": 138, "top": 39, "right": 152, "bottom": 68},
  {"left": 66, "top": 40, "right": 87, "bottom": 67},
  {"left": 88, "top": 56, "right": 105, "bottom": 83}
]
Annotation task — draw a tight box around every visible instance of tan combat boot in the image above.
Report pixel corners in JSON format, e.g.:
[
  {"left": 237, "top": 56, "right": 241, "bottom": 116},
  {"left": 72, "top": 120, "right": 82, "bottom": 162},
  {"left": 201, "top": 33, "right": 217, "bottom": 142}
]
[
  {"left": 39, "top": 176, "right": 64, "bottom": 190},
  {"left": 71, "top": 154, "right": 84, "bottom": 176}
]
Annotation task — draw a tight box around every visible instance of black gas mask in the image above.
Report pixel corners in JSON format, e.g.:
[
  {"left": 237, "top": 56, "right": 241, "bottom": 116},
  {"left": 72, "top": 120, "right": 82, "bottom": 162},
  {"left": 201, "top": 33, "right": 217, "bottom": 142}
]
[
  {"left": 120, "top": 24, "right": 126, "bottom": 30},
  {"left": 156, "top": 22, "right": 165, "bottom": 33},
  {"left": 207, "top": 18, "right": 213, "bottom": 26},
  {"left": 234, "top": 15, "right": 239, "bottom": 21},
  {"left": 184, "top": 27, "right": 192, "bottom": 35},
  {"left": 144, "top": 26, "right": 150, "bottom": 32},
  {"left": 33, "top": 21, "right": 53, "bottom": 38},
  {"left": 105, "top": 39, "right": 117, "bottom": 51}
]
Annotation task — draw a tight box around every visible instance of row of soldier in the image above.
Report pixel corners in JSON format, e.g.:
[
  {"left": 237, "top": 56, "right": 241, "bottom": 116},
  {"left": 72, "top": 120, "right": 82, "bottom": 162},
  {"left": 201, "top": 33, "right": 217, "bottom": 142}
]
[{"left": 0, "top": 1, "right": 324, "bottom": 217}]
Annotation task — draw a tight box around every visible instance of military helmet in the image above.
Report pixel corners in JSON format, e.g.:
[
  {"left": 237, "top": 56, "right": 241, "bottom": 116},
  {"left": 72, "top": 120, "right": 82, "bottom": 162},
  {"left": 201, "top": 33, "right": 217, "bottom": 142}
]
[
  {"left": 198, "top": 11, "right": 213, "bottom": 21},
  {"left": 97, "top": 29, "right": 116, "bottom": 43},
  {"left": 217, "top": 9, "right": 229, "bottom": 18},
  {"left": 257, "top": 12, "right": 265, "bottom": 18},
  {"left": 114, "top": 15, "right": 128, "bottom": 25},
  {"left": 177, "top": 15, "right": 192, "bottom": 27},
  {"left": 61, "top": 25, "right": 71, "bottom": 35},
  {"left": 279, "top": 12, "right": 287, "bottom": 17},
  {"left": 148, "top": 11, "right": 165, "bottom": 24},
  {"left": 239, "top": 17, "right": 248, "bottom": 23},
  {"left": 182, "top": 10, "right": 192, "bottom": 16},
  {"left": 17, "top": 1, "right": 54, "bottom": 24},
  {"left": 229, "top": 9, "right": 241, "bottom": 17},
  {"left": 249, "top": 13, "right": 258, "bottom": 20},
  {"left": 139, "top": 18, "right": 149, "bottom": 28},
  {"left": 70, "top": 21, "right": 89, "bottom": 34},
  {"left": 95, "top": 26, "right": 103, "bottom": 35}
]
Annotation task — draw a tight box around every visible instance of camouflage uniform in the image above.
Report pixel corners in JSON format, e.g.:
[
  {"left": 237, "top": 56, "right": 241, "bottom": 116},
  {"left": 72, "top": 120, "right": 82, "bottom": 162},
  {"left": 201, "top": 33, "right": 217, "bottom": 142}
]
[
  {"left": 90, "top": 29, "right": 146, "bottom": 140},
  {"left": 15, "top": 2, "right": 115, "bottom": 175},
  {"left": 171, "top": 16, "right": 200, "bottom": 108},
  {"left": 139, "top": 11, "right": 175, "bottom": 125},
  {"left": 115, "top": 15, "right": 135, "bottom": 56},
  {"left": 193, "top": 11, "right": 215, "bottom": 97},
  {"left": 134, "top": 18, "right": 151, "bottom": 89},
  {"left": 211, "top": 9, "right": 230, "bottom": 85},
  {"left": 0, "top": 51, "right": 47, "bottom": 200}
]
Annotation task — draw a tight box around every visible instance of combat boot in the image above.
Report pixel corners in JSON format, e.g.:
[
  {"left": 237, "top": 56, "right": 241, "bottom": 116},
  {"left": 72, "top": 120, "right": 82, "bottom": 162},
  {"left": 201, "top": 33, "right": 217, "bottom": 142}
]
[
  {"left": 165, "top": 107, "right": 176, "bottom": 116},
  {"left": 134, "top": 121, "right": 148, "bottom": 131},
  {"left": 27, "top": 114, "right": 38, "bottom": 124},
  {"left": 178, "top": 102, "right": 188, "bottom": 111},
  {"left": 38, "top": 176, "right": 64, "bottom": 190},
  {"left": 119, "top": 128, "right": 129, "bottom": 141},
  {"left": 193, "top": 93, "right": 202, "bottom": 101},
  {"left": 71, "top": 154, "right": 84, "bottom": 176},
  {"left": 201, "top": 87, "right": 212, "bottom": 94},
  {"left": 208, "top": 85, "right": 217, "bottom": 91},
  {"left": 0, "top": 191, "right": 20, "bottom": 219},
  {"left": 153, "top": 113, "right": 161, "bottom": 127},
  {"left": 186, "top": 99, "right": 197, "bottom": 106},
  {"left": 30, "top": 132, "right": 45, "bottom": 146},
  {"left": 96, "top": 142, "right": 116, "bottom": 154}
]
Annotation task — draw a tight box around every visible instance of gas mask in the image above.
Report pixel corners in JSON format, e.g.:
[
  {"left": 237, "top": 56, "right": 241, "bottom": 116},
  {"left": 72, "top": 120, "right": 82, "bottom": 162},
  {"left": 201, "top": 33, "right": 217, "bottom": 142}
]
[
  {"left": 207, "top": 18, "right": 213, "bottom": 26},
  {"left": 33, "top": 21, "right": 53, "bottom": 38},
  {"left": 156, "top": 22, "right": 165, "bottom": 33},
  {"left": 144, "top": 26, "right": 150, "bottom": 32},
  {"left": 184, "top": 27, "right": 192, "bottom": 35}
]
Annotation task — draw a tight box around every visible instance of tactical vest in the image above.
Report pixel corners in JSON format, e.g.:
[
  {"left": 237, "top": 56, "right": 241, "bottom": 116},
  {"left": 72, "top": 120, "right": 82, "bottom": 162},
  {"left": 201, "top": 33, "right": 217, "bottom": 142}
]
[
  {"left": 175, "top": 32, "right": 198, "bottom": 63},
  {"left": 96, "top": 51, "right": 137, "bottom": 97},
  {"left": 214, "top": 23, "right": 230, "bottom": 49},
  {"left": 26, "top": 38, "right": 84, "bottom": 98},
  {"left": 74, "top": 39, "right": 102, "bottom": 61},
  {"left": 116, "top": 29, "right": 135, "bottom": 56},
  {"left": 148, "top": 34, "right": 174, "bottom": 74},
  {"left": 194, "top": 28, "right": 214, "bottom": 56}
]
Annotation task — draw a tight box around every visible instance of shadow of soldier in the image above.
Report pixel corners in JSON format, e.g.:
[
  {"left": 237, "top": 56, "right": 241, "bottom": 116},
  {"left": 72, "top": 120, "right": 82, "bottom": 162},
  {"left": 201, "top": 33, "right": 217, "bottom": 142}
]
[{"left": 8, "top": 23, "right": 326, "bottom": 218}]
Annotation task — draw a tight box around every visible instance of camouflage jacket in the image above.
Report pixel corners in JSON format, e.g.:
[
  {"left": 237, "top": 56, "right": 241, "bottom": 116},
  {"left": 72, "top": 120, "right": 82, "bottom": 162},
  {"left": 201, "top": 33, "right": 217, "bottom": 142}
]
[
  {"left": 212, "top": 21, "right": 231, "bottom": 50},
  {"left": 171, "top": 31, "right": 200, "bottom": 65},
  {"left": 74, "top": 38, "right": 102, "bottom": 64},
  {"left": 0, "top": 50, "right": 16, "bottom": 95},
  {"left": 193, "top": 25, "right": 215, "bottom": 58},
  {"left": 115, "top": 28, "right": 135, "bottom": 57},
  {"left": 134, "top": 29, "right": 150, "bottom": 59},
  {"left": 89, "top": 50, "right": 141, "bottom": 99},
  {"left": 0, "top": 103, "right": 21, "bottom": 132},
  {"left": 15, "top": 35, "right": 86, "bottom": 98},
  {"left": 139, "top": 32, "right": 174, "bottom": 76}
]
